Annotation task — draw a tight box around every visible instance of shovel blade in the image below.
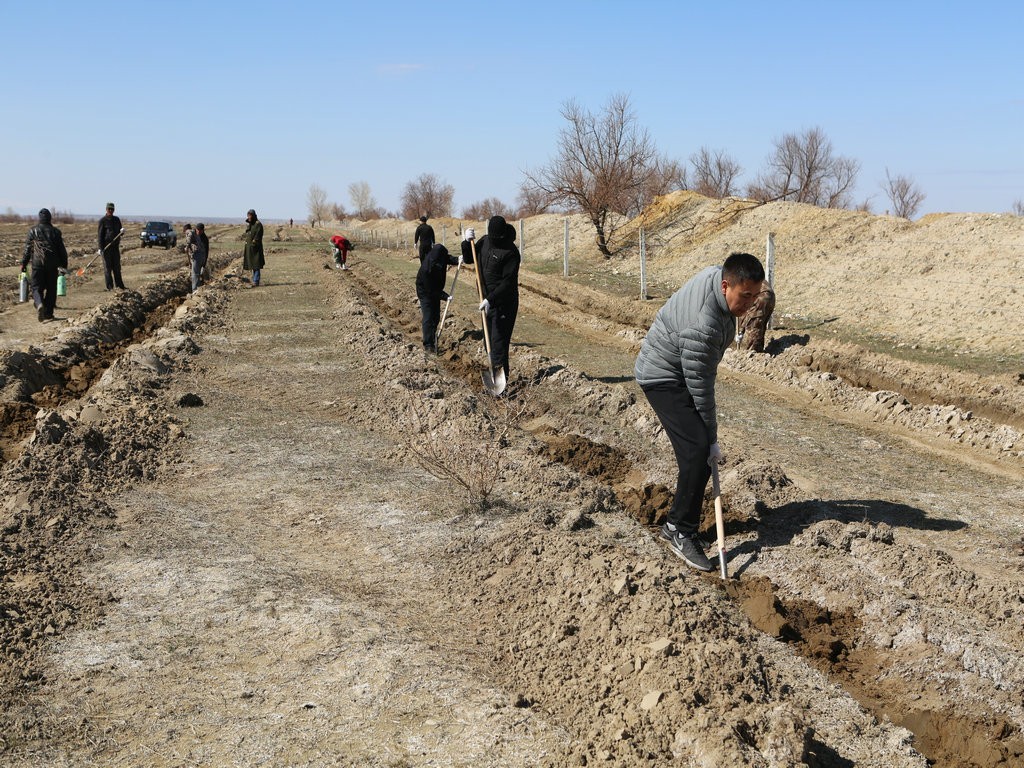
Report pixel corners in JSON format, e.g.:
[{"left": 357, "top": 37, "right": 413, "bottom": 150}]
[{"left": 482, "top": 367, "right": 507, "bottom": 397}]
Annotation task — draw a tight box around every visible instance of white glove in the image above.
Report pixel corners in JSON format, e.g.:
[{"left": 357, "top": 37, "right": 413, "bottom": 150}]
[
  {"left": 708, "top": 442, "right": 723, "bottom": 467},
  {"left": 464, "top": 227, "right": 475, "bottom": 241},
  {"left": 479, "top": 298, "right": 490, "bottom": 314},
  {"left": 96, "top": 249, "right": 103, "bottom": 256},
  {"left": 119, "top": 228, "right": 125, "bottom": 234},
  {"left": 457, "top": 254, "right": 464, "bottom": 267}
]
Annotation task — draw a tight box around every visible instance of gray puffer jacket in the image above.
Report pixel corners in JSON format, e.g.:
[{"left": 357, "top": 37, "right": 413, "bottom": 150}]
[{"left": 634, "top": 265, "right": 735, "bottom": 442}]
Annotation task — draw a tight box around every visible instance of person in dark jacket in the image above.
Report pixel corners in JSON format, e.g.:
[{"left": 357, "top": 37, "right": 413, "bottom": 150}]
[
  {"left": 462, "top": 215, "right": 520, "bottom": 380},
  {"left": 243, "top": 209, "right": 265, "bottom": 286},
  {"left": 414, "top": 215, "right": 435, "bottom": 261},
  {"left": 416, "top": 243, "right": 458, "bottom": 353},
  {"left": 97, "top": 201, "right": 126, "bottom": 290},
  {"left": 21, "top": 208, "right": 69, "bottom": 322},
  {"left": 634, "top": 252, "right": 764, "bottom": 571}
]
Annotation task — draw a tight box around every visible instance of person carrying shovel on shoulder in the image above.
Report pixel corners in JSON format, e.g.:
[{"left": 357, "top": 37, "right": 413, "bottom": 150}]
[{"left": 634, "top": 252, "right": 764, "bottom": 572}]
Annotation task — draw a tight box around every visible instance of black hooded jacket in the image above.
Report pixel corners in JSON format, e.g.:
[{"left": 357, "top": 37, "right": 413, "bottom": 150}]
[
  {"left": 22, "top": 209, "right": 69, "bottom": 271},
  {"left": 416, "top": 244, "right": 456, "bottom": 301},
  {"left": 462, "top": 216, "right": 520, "bottom": 309}
]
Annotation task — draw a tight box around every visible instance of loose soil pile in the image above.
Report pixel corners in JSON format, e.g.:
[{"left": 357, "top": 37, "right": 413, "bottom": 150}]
[{"left": 1, "top": 198, "right": 1022, "bottom": 766}]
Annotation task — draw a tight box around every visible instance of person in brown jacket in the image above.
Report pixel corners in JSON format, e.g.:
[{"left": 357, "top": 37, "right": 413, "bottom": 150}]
[{"left": 736, "top": 280, "right": 776, "bottom": 353}]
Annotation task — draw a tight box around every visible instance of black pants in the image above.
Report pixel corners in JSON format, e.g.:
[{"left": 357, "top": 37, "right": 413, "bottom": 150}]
[
  {"left": 641, "top": 381, "right": 711, "bottom": 535},
  {"left": 417, "top": 287, "right": 441, "bottom": 350},
  {"left": 103, "top": 248, "right": 125, "bottom": 289},
  {"left": 487, "top": 300, "right": 518, "bottom": 379},
  {"left": 30, "top": 263, "right": 59, "bottom": 317}
]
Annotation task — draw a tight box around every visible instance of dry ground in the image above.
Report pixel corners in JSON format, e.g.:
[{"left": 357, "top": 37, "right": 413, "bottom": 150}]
[{"left": 1, "top": 199, "right": 1023, "bottom": 767}]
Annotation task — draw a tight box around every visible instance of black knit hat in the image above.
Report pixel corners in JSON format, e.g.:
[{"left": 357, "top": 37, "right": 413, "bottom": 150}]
[{"left": 487, "top": 215, "right": 507, "bottom": 239}]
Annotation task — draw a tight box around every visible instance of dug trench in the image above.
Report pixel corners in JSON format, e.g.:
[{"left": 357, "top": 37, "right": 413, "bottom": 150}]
[
  {"left": 342, "top": 252, "right": 1024, "bottom": 767},
  {"left": 0, "top": 253, "right": 237, "bottom": 462}
]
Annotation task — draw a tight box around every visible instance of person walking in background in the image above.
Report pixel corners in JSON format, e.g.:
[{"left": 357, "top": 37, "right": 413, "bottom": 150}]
[
  {"left": 243, "top": 209, "right": 264, "bottom": 286},
  {"left": 736, "top": 279, "right": 776, "bottom": 353},
  {"left": 634, "top": 252, "right": 764, "bottom": 572},
  {"left": 462, "top": 215, "right": 520, "bottom": 381},
  {"left": 21, "top": 208, "right": 68, "bottom": 322},
  {"left": 97, "top": 201, "right": 126, "bottom": 290},
  {"left": 415, "top": 243, "right": 458, "bottom": 354},
  {"left": 183, "top": 223, "right": 208, "bottom": 293},
  {"left": 196, "top": 222, "right": 210, "bottom": 284},
  {"left": 414, "top": 215, "right": 435, "bottom": 262}
]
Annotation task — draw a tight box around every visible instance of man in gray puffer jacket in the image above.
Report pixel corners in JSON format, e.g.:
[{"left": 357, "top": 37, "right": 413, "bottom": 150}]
[{"left": 634, "top": 252, "right": 764, "bottom": 571}]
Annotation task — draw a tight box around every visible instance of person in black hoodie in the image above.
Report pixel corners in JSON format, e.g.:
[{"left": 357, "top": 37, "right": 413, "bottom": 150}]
[
  {"left": 414, "top": 215, "right": 435, "bottom": 261},
  {"left": 415, "top": 243, "right": 458, "bottom": 353},
  {"left": 97, "top": 201, "right": 126, "bottom": 290},
  {"left": 21, "top": 208, "right": 69, "bottom": 322},
  {"left": 462, "top": 215, "right": 520, "bottom": 380}
]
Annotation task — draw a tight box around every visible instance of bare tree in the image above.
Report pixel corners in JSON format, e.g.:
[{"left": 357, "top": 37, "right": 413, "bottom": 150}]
[
  {"left": 522, "top": 93, "right": 671, "bottom": 256},
  {"left": 689, "top": 146, "right": 741, "bottom": 199},
  {"left": 882, "top": 169, "right": 926, "bottom": 219},
  {"left": 307, "top": 183, "right": 329, "bottom": 227},
  {"left": 461, "top": 197, "right": 508, "bottom": 221},
  {"left": 747, "top": 127, "right": 860, "bottom": 209},
  {"left": 630, "top": 154, "right": 689, "bottom": 214},
  {"left": 400, "top": 173, "right": 454, "bottom": 220},
  {"left": 514, "top": 183, "right": 554, "bottom": 218},
  {"left": 1012, "top": 199, "right": 1024, "bottom": 217},
  {"left": 348, "top": 181, "right": 378, "bottom": 220},
  {"left": 329, "top": 202, "right": 347, "bottom": 221}
]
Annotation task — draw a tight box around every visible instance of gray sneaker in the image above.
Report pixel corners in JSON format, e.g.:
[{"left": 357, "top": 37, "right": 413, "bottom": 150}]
[
  {"left": 667, "top": 530, "right": 714, "bottom": 572},
  {"left": 660, "top": 522, "right": 711, "bottom": 551}
]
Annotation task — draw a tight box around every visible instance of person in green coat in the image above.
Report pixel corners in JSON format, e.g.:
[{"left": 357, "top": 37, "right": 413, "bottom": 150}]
[{"left": 243, "top": 208, "right": 265, "bottom": 286}]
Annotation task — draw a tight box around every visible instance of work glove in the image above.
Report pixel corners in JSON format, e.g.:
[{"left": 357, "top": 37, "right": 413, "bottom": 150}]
[
  {"left": 96, "top": 249, "right": 103, "bottom": 257},
  {"left": 478, "top": 298, "right": 490, "bottom": 314},
  {"left": 58, "top": 267, "right": 67, "bottom": 276},
  {"left": 119, "top": 227, "right": 125, "bottom": 234},
  {"left": 464, "top": 227, "right": 475, "bottom": 241},
  {"left": 707, "top": 442, "right": 723, "bottom": 467},
  {"left": 441, "top": 291, "right": 450, "bottom": 301},
  {"left": 457, "top": 254, "right": 464, "bottom": 267}
]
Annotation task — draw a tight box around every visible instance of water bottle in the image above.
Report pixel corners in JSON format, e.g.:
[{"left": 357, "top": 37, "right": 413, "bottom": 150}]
[
  {"left": 57, "top": 274, "right": 67, "bottom": 296},
  {"left": 19, "top": 272, "right": 29, "bottom": 303}
]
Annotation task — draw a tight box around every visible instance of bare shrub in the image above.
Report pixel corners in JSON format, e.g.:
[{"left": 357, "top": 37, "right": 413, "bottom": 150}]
[
  {"left": 882, "top": 168, "right": 926, "bottom": 219},
  {"left": 329, "top": 202, "right": 347, "bottom": 221},
  {"left": 405, "top": 385, "right": 531, "bottom": 510},
  {"left": 1012, "top": 199, "right": 1024, "bottom": 217}
]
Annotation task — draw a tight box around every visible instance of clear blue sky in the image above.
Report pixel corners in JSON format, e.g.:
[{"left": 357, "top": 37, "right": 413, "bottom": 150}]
[{"left": 2, "top": 0, "right": 1021, "bottom": 221}]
